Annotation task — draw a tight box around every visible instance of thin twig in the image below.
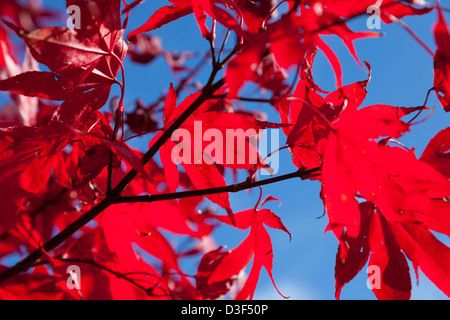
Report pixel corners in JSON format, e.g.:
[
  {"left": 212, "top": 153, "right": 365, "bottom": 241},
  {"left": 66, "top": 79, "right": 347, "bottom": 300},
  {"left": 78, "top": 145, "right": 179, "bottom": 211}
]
[
  {"left": 36, "top": 258, "right": 172, "bottom": 298},
  {"left": 218, "top": 30, "right": 231, "bottom": 62}
]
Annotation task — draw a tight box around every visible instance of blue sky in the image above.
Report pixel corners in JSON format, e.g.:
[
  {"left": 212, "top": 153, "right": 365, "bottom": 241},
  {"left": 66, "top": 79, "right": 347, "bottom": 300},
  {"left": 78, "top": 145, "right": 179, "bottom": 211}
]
[{"left": 35, "top": 0, "right": 450, "bottom": 300}]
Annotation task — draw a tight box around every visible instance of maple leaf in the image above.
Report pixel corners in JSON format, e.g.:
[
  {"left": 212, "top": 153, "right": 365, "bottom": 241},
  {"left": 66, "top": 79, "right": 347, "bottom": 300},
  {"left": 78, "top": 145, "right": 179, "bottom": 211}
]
[
  {"left": 127, "top": 0, "right": 194, "bottom": 38},
  {"left": 316, "top": 12, "right": 381, "bottom": 69},
  {"left": 235, "top": 0, "right": 276, "bottom": 34},
  {"left": 127, "top": 34, "right": 163, "bottom": 64},
  {"left": 420, "top": 127, "right": 450, "bottom": 178},
  {"left": 150, "top": 87, "right": 232, "bottom": 210},
  {"left": 226, "top": 12, "right": 317, "bottom": 98},
  {"left": 226, "top": 47, "right": 290, "bottom": 99},
  {"left": 195, "top": 246, "right": 235, "bottom": 299},
  {"left": 0, "top": 108, "right": 151, "bottom": 195},
  {"left": 277, "top": 61, "right": 372, "bottom": 172},
  {"left": 0, "top": 122, "right": 73, "bottom": 193},
  {"left": 0, "top": 265, "right": 76, "bottom": 300},
  {"left": 156, "top": 85, "right": 285, "bottom": 221},
  {"left": 321, "top": 105, "right": 450, "bottom": 299},
  {"left": 0, "top": 0, "right": 127, "bottom": 123},
  {"left": 135, "top": 225, "right": 184, "bottom": 273},
  {"left": 204, "top": 205, "right": 291, "bottom": 300},
  {"left": 53, "top": 225, "right": 170, "bottom": 300},
  {"left": 322, "top": 105, "right": 449, "bottom": 236},
  {"left": 334, "top": 202, "right": 413, "bottom": 300},
  {"left": 334, "top": 202, "right": 371, "bottom": 299},
  {"left": 433, "top": 7, "right": 450, "bottom": 112},
  {"left": 0, "top": 1, "right": 148, "bottom": 197},
  {"left": 388, "top": 219, "right": 450, "bottom": 298},
  {"left": 334, "top": 198, "right": 450, "bottom": 300},
  {"left": 305, "top": 0, "right": 433, "bottom": 22},
  {"left": 128, "top": 0, "right": 245, "bottom": 40},
  {"left": 368, "top": 210, "right": 412, "bottom": 300},
  {"left": 226, "top": 6, "right": 378, "bottom": 99}
]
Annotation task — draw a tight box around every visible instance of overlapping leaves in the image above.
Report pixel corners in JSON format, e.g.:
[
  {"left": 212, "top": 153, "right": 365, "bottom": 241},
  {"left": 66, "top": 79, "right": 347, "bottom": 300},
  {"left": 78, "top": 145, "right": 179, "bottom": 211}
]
[{"left": 0, "top": 0, "right": 448, "bottom": 302}]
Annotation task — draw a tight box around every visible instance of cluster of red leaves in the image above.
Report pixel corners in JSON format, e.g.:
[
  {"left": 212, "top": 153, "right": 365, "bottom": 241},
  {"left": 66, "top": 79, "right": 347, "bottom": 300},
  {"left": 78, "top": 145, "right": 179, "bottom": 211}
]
[
  {"left": 0, "top": 0, "right": 448, "bottom": 300},
  {"left": 276, "top": 46, "right": 450, "bottom": 299}
]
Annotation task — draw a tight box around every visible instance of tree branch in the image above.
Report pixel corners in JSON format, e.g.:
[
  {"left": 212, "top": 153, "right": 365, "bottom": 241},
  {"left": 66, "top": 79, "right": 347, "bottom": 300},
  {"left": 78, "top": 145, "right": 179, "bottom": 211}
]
[{"left": 115, "top": 167, "right": 321, "bottom": 204}]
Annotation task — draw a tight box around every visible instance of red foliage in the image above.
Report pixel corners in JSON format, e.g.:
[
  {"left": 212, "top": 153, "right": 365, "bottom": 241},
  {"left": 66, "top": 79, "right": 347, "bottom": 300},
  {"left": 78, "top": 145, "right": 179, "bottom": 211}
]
[{"left": 0, "top": 0, "right": 448, "bottom": 301}]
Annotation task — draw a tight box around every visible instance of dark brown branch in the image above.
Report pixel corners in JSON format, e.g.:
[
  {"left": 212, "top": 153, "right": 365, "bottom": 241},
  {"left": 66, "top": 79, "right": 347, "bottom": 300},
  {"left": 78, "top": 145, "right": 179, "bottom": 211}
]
[{"left": 115, "top": 167, "right": 321, "bottom": 204}]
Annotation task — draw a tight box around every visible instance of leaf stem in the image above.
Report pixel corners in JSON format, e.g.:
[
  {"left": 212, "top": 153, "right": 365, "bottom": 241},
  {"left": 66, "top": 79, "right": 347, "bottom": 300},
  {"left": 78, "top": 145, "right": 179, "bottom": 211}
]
[
  {"left": 218, "top": 30, "right": 231, "bottom": 62},
  {"left": 108, "top": 52, "right": 127, "bottom": 194}
]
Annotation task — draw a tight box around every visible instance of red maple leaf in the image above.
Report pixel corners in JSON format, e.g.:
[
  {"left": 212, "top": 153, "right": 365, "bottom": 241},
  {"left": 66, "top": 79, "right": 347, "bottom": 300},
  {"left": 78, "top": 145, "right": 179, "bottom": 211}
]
[
  {"left": 433, "top": 7, "right": 450, "bottom": 112},
  {"left": 321, "top": 106, "right": 450, "bottom": 299},
  {"left": 0, "top": 0, "right": 127, "bottom": 123},
  {"left": 203, "top": 201, "right": 291, "bottom": 300}
]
